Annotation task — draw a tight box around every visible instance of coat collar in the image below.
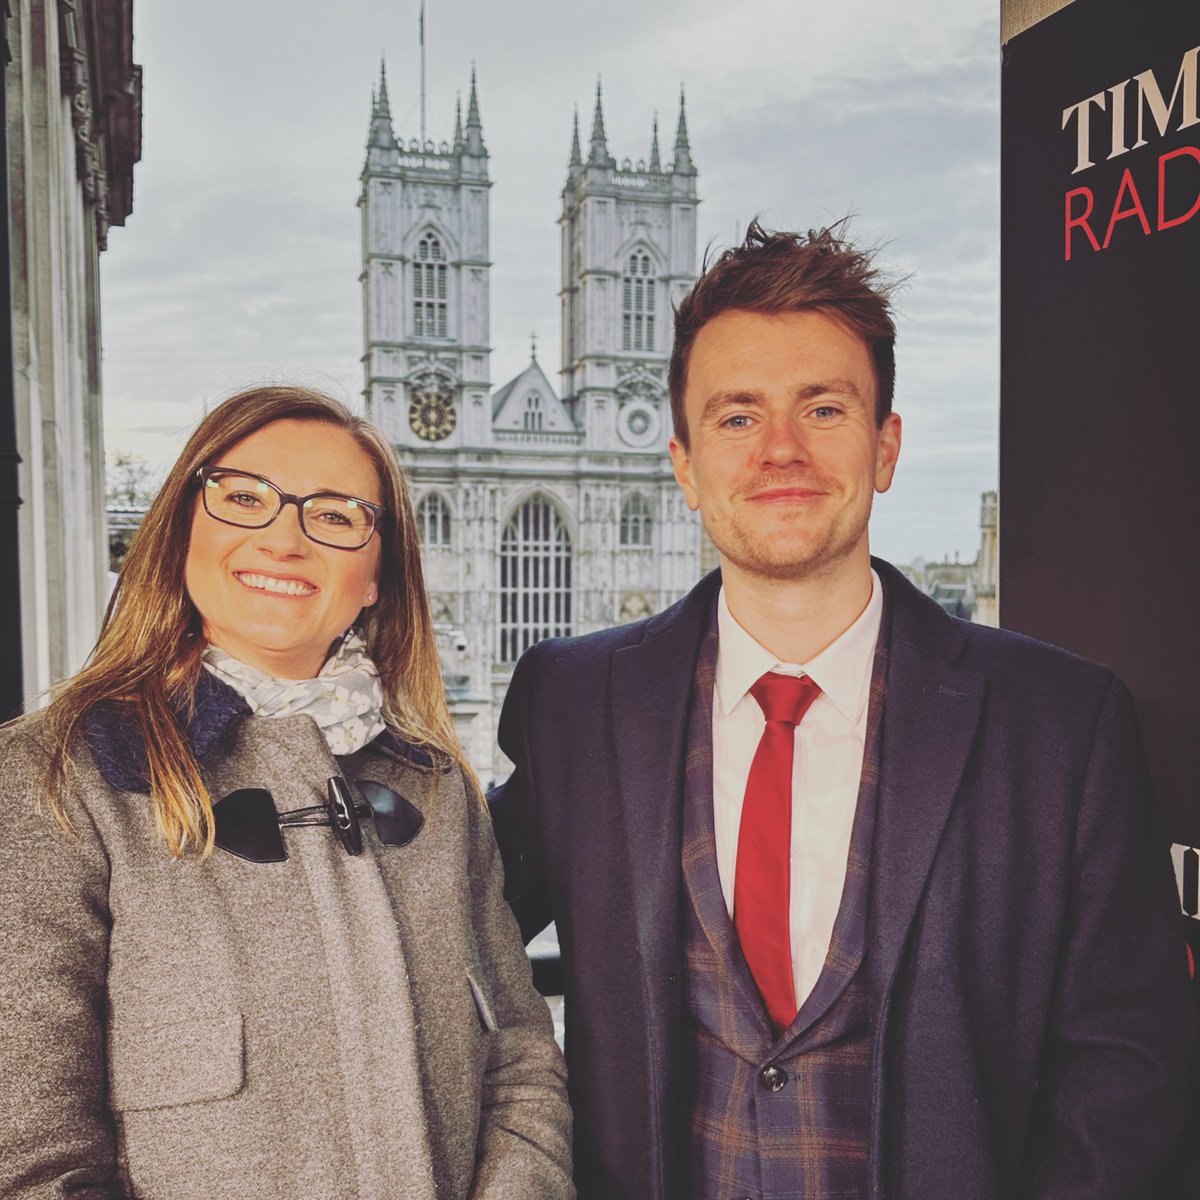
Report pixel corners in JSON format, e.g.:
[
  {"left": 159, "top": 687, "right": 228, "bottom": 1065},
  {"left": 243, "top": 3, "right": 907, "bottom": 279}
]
[
  {"left": 610, "top": 570, "right": 723, "bottom": 979},
  {"left": 865, "top": 557, "right": 986, "bottom": 1000},
  {"left": 83, "top": 671, "right": 444, "bottom": 794}
]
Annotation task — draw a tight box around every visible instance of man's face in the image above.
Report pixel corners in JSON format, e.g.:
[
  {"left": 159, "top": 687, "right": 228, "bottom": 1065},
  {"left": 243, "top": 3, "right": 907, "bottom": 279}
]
[{"left": 669, "top": 308, "right": 901, "bottom": 583}]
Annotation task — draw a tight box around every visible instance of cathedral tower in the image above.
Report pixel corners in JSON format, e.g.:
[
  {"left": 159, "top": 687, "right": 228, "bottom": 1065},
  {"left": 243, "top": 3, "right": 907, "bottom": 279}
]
[
  {"left": 359, "top": 63, "right": 492, "bottom": 451},
  {"left": 559, "top": 84, "right": 699, "bottom": 454}
]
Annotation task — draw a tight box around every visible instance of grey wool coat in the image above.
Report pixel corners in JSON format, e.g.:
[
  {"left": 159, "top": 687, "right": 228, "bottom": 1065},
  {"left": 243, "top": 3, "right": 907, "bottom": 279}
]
[{"left": 0, "top": 680, "right": 573, "bottom": 1200}]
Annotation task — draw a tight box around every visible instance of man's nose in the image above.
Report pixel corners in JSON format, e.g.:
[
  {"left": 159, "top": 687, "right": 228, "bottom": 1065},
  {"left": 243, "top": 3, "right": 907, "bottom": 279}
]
[{"left": 760, "top": 415, "right": 810, "bottom": 466}]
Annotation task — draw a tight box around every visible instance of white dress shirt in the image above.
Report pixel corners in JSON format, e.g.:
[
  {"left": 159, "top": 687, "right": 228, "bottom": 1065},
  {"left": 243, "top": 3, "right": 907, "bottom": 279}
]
[{"left": 712, "top": 571, "right": 883, "bottom": 1009}]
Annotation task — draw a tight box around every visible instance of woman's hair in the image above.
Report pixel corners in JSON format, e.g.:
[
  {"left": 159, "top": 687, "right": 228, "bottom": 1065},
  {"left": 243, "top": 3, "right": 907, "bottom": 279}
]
[{"left": 41, "top": 385, "right": 470, "bottom": 856}]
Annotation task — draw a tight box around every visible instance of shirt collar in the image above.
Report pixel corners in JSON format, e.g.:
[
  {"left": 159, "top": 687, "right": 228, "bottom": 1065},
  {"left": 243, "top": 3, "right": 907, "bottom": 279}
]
[{"left": 715, "top": 569, "right": 883, "bottom": 724}]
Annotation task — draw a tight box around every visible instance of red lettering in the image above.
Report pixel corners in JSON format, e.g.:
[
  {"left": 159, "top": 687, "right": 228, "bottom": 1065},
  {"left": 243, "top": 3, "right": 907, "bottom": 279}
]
[
  {"left": 1064, "top": 187, "right": 1100, "bottom": 260},
  {"left": 1102, "top": 168, "right": 1152, "bottom": 247},
  {"left": 1158, "top": 145, "right": 1200, "bottom": 229}
]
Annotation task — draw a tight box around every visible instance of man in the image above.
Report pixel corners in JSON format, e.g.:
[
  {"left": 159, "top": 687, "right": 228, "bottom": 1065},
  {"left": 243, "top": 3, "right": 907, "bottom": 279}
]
[{"left": 490, "top": 223, "right": 1193, "bottom": 1199}]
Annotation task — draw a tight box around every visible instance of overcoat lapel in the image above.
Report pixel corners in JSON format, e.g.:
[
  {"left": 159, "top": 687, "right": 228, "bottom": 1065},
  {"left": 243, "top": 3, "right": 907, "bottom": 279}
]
[
  {"left": 866, "top": 562, "right": 986, "bottom": 1013},
  {"left": 610, "top": 573, "right": 722, "bottom": 990}
]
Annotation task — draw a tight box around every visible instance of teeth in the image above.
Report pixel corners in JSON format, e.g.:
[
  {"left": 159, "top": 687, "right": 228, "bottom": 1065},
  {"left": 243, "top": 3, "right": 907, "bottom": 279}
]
[{"left": 235, "top": 572, "right": 316, "bottom": 597}]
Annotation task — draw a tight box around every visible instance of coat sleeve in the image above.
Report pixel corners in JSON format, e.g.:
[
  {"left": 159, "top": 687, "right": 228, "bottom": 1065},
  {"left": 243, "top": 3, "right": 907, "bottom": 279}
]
[
  {"left": 464, "top": 766, "right": 575, "bottom": 1200},
  {"left": 0, "top": 731, "right": 123, "bottom": 1198},
  {"left": 488, "top": 644, "right": 554, "bottom": 943},
  {"left": 1025, "top": 676, "right": 1196, "bottom": 1199}
]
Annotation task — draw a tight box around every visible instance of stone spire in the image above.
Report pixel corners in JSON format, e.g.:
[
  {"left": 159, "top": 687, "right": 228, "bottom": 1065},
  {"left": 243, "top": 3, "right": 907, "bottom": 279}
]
[
  {"left": 464, "top": 65, "right": 486, "bottom": 156},
  {"left": 368, "top": 58, "right": 398, "bottom": 152},
  {"left": 673, "top": 84, "right": 695, "bottom": 175},
  {"left": 453, "top": 92, "right": 464, "bottom": 150},
  {"left": 569, "top": 106, "right": 582, "bottom": 168},
  {"left": 649, "top": 112, "right": 661, "bottom": 173},
  {"left": 589, "top": 77, "right": 612, "bottom": 168},
  {"left": 377, "top": 58, "right": 391, "bottom": 118}
]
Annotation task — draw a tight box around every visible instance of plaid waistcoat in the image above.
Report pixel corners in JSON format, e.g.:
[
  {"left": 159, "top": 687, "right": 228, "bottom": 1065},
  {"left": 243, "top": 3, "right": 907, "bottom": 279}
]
[{"left": 681, "top": 598, "right": 890, "bottom": 1200}]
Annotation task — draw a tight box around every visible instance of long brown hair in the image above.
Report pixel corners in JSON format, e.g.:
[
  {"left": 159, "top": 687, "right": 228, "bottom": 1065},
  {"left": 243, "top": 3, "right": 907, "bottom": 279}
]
[{"left": 41, "top": 385, "right": 469, "bottom": 856}]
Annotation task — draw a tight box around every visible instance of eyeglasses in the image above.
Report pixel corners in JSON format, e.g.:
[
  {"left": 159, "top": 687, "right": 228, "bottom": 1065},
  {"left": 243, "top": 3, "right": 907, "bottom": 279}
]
[
  {"left": 196, "top": 466, "right": 386, "bottom": 550},
  {"left": 214, "top": 776, "right": 424, "bottom": 863}
]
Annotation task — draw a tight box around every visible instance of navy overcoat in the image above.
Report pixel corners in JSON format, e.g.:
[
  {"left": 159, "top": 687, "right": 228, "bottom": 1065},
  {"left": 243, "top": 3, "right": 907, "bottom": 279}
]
[{"left": 491, "top": 559, "right": 1194, "bottom": 1199}]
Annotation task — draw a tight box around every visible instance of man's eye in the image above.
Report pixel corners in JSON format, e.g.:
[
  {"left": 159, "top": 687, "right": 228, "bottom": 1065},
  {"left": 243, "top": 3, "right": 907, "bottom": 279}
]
[
  {"left": 723, "top": 414, "right": 753, "bottom": 429},
  {"left": 812, "top": 405, "right": 842, "bottom": 420}
]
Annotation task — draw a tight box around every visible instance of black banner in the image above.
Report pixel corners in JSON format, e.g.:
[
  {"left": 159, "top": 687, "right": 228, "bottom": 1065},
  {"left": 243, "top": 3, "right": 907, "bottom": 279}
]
[{"left": 1002, "top": 1, "right": 1199, "bottom": 1188}]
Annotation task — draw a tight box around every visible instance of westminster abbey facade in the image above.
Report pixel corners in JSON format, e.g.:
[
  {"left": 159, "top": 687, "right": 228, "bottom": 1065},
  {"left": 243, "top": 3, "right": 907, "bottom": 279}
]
[{"left": 360, "top": 66, "right": 704, "bottom": 781}]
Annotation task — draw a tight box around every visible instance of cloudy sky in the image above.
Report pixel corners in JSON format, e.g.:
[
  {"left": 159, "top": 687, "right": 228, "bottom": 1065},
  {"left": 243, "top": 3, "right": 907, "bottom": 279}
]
[{"left": 100, "top": 0, "right": 999, "bottom": 565}]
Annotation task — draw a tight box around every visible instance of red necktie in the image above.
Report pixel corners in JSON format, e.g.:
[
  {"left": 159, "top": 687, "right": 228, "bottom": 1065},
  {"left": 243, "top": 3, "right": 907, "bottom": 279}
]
[{"left": 734, "top": 671, "right": 822, "bottom": 1034}]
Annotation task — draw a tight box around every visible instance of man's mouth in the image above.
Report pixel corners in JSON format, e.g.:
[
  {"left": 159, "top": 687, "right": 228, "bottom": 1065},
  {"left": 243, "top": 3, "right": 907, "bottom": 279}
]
[
  {"left": 745, "top": 486, "right": 828, "bottom": 502},
  {"left": 233, "top": 571, "right": 318, "bottom": 597}
]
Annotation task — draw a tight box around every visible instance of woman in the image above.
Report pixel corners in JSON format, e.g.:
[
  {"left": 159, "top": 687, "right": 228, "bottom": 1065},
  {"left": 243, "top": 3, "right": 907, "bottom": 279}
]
[{"left": 0, "top": 387, "right": 573, "bottom": 1199}]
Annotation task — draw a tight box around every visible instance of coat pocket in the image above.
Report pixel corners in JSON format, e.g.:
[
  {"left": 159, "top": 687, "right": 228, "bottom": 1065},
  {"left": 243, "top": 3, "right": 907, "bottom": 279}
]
[
  {"left": 109, "top": 1007, "right": 246, "bottom": 1112},
  {"left": 466, "top": 970, "right": 498, "bottom": 1034}
]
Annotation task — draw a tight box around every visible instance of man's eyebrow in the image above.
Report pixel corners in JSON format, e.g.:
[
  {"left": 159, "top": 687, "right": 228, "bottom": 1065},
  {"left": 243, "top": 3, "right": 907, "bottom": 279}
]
[
  {"left": 699, "top": 378, "right": 864, "bottom": 422},
  {"left": 699, "top": 391, "right": 764, "bottom": 422},
  {"left": 796, "top": 378, "right": 863, "bottom": 400}
]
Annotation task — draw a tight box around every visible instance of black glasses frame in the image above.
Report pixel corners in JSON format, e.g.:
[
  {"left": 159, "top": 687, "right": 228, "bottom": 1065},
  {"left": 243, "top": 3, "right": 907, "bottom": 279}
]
[{"left": 195, "top": 465, "right": 387, "bottom": 551}]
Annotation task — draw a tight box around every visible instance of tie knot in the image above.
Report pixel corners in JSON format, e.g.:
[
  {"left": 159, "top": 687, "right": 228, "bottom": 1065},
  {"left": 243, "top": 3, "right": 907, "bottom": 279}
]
[{"left": 750, "top": 671, "right": 821, "bottom": 727}]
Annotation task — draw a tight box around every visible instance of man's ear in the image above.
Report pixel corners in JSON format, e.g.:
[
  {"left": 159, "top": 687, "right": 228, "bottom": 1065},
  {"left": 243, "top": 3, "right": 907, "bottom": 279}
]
[
  {"left": 874, "top": 412, "right": 902, "bottom": 494},
  {"left": 669, "top": 436, "right": 700, "bottom": 512}
]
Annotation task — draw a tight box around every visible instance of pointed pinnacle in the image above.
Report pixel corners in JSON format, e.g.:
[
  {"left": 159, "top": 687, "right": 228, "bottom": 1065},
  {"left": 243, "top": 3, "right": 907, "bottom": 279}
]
[
  {"left": 569, "top": 106, "right": 582, "bottom": 166},
  {"left": 674, "top": 85, "right": 689, "bottom": 151},
  {"left": 466, "top": 64, "right": 482, "bottom": 128},
  {"left": 377, "top": 57, "right": 391, "bottom": 117},
  {"left": 589, "top": 76, "right": 610, "bottom": 166},
  {"left": 453, "top": 93, "right": 464, "bottom": 147},
  {"left": 649, "top": 112, "right": 661, "bottom": 172},
  {"left": 672, "top": 83, "right": 695, "bottom": 173}
]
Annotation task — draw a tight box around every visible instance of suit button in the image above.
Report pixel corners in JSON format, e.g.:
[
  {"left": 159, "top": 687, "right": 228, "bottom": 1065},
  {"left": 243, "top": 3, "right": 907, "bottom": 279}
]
[{"left": 759, "top": 1064, "right": 787, "bottom": 1092}]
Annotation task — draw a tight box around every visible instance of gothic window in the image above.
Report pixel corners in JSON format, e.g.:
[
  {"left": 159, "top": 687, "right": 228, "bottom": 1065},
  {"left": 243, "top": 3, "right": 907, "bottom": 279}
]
[
  {"left": 498, "top": 496, "right": 572, "bottom": 663},
  {"left": 620, "top": 493, "right": 653, "bottom": 548},
  {"left": 416, "top": 492, "right": 452, "bottom": 547},
  {"left": 413, "top": 233, "right": 448, "bottom": 338},
  {"left": 622, "top": 252, "right": 656, "bottom": 351},
  {"left": 523, "top": 393, "right": 544, "bottom": 431}
]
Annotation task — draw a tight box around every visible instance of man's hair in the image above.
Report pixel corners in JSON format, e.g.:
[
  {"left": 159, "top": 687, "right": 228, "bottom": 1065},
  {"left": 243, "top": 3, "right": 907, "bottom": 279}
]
[{"left": 668, "top": 220, "right": 898, "bottom": 446}]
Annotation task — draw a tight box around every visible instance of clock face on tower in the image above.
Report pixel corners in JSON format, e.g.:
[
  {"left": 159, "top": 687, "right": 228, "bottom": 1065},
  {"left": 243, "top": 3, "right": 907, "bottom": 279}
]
[{"left": 408, "top": 390, "right": 456, "bottom": 442}]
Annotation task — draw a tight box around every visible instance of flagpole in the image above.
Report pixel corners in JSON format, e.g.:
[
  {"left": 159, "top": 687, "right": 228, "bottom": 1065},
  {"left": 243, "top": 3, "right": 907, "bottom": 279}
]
[{"left": 419, "top": 0, "right": 426, "bottom": 143}]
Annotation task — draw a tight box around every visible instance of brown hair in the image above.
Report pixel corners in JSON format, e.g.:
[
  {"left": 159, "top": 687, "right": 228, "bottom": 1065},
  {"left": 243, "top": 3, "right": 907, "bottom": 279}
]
[
  {"left": 668, "top": 219, "right": 899, "bottom": 446},
  {"left": 39, "top": 385, "right": 471, "bottom": 856}
]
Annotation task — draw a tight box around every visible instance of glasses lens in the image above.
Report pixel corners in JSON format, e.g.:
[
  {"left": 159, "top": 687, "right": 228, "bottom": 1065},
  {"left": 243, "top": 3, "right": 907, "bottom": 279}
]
[
  {"left": 203, "top": 472, "right": 280, "bottom": 527},
  {"left": 301, "top": 495, "right": 376, "bottom": 548}
]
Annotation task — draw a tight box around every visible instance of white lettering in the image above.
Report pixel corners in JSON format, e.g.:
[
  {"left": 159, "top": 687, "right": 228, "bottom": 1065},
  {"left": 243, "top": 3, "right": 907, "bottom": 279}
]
[
  {"left": 1062, "top": 91, "right": 1107, "bottom": 174},
  {"left": 1107, "top": 79, "right": 1131, "bottom": 160},
  {"left": 1132, "top": 45, "right": 1200, "bottom": 149}
]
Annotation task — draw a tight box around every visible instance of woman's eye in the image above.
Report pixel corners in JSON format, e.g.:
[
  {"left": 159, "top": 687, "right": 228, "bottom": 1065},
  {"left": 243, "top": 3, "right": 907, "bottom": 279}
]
[
  {"left": 226, "top": 491, "right": 263, "bottom": 508},
  {"left": 312, "top": 508, "right": 353, "bottom": 527}
]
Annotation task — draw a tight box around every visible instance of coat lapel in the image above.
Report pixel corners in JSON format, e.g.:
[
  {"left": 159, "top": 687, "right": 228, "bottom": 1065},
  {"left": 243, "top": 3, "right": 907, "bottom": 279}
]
[
  {"left": 610, "top": 573, "right": 722, "bottom": 987},
  {"left": 866, "top": 561, "right": 987, "bottom": 1006}
]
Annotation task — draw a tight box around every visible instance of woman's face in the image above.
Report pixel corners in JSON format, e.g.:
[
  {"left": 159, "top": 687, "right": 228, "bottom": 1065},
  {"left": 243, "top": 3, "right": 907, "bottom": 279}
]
[{"left": 185, "top": 419, "right": 384, "bottom": 679}]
